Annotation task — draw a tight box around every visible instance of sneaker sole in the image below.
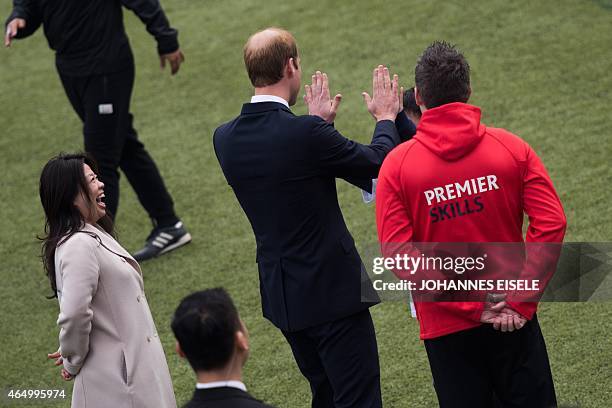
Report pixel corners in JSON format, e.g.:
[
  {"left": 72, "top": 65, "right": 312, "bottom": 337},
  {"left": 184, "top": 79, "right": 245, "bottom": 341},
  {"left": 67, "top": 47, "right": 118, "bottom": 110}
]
[{"left": 158, "top": 233, "right": 192, "bottom": 256}]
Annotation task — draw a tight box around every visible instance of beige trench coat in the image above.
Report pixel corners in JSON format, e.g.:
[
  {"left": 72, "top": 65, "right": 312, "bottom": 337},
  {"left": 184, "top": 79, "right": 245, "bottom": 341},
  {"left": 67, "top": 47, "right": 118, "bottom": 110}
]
[{"left": 54, "top": 223, "right": 176, "bottom": 408}]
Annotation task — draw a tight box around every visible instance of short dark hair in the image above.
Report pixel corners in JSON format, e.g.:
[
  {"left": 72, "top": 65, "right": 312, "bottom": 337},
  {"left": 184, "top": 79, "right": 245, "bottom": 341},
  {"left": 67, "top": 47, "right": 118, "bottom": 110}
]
[
  {"left": 244, "top": 28, "right": 298, "bottom": 87},
  {"left": 171, "top": 288, "right": 241, "bottom": 372},
  {"left": 415, "top": 41, "right": 471, "bottom": 109},
  {"left": 403, "top": 87, "right": 421, "bottom": 118}
]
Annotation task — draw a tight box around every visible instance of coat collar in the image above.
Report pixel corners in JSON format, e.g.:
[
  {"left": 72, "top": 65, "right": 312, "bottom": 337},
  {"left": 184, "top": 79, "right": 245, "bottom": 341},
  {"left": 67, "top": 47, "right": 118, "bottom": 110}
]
[
  {"left": 240, "top": 101, "right": 293, "bottom": 115},
  {"left": 81, "top": 223, "right": 142, "bottom": 276},
  {"left": 191, "top": 386, "right": 257, "bottom": 402}
]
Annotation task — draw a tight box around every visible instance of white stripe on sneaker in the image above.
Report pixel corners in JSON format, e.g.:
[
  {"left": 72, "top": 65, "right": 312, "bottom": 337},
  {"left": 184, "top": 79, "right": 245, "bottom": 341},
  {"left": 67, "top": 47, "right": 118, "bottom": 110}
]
[{"left": 159, "top": 233, "right": 192, "bottom": 255}]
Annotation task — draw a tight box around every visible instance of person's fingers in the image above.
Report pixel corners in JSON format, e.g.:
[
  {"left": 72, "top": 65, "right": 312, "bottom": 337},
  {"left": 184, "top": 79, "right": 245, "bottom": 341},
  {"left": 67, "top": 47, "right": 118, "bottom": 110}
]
[
  {"left": 391, "top": 74, "right": 398, "bottom": 109},
  {"left": 372, "top": 67, "right": 378, "bottom": 98},
  {"left": 391, "top": 74, "right": 398, "bottom": 95},
  {"left": 383, "top": 67, "right": 391, "bottom": 90},
  {"left": 399, "top": 85, "right": 404, "bottom": 112},
  {"left": 61, "top": 369, "right": 73, "bottom": 381},
  {"left": 17, "top": 19, "right": 25, "bottom": 29},
  {"left": 330, "top": 94, "right": 342, "bottom": 114},
  {"left": 47, "top": 352, "right": 61, "bottom": 359},
  {"left": 316, "top": 71, "right": 323, "bottom": 94},
  {"left": 304, "top": 84, "right": 312, "bottom": 103},
  {"left": 171, "top": 58, "right": 179, "bottom": 75},
  {"left": 377, "top": 65, "right": 385, "bottom": 92},
  {"left": 515, "top": 315, "right": 525, "bottom": 329},
  {"left": 501, "top": 314, "right": 509, "bottom": 332},
  {"left": 322, "top": 73, "right": 330, "bottom": 98},
  {"left": 160, "top": 55, "right": 166, "bottom": 70},
  {"left": 489, "top": 301, "right": 507, "bottom": 312},
  {"left": 179, "top": 51, "right": 185, "bottom": 63},
  {"left": 54, "top": 358, "right": 63, "bottom": 366},
  {"left": 362, "top": 92, "right": 372, "bottom": 107},
  {"left": 5, "top": 24, "right": 14, "bottom": 47},
  {"left": 507, "top": 315, "right": 516, "bottom": 332},
  {"left": 493, "top": 316, "right": 501, "bottom": 331}
]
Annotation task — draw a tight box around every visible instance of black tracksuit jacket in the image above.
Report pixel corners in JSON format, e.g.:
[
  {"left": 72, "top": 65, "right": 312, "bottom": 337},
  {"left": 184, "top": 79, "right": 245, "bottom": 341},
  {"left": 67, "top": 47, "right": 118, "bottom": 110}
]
[{"left": 6, "top": 0, "right": 179, "bottom": 76}]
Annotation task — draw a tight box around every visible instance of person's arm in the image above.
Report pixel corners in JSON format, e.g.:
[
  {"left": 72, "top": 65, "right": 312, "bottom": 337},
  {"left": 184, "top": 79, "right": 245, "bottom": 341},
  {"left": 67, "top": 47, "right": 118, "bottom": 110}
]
[
  {"left": 4, "top": 0, "right": 41, "bottom": 46},
  {"left": 395, "top": 111, "right": 417, "bottom": 142},
  {"left": 507, "top": 145, "right": 567, "bottom": 319},
  {"left": 120, "top": 0, "right": 178, "bottom": 54},
  {"left": 312, "top": 117, "right": 399, "bottom": 179},
  {"left": 306, "top": 66, "right": 401, "bottom": 179},
  {"left": 120, "top": 0, "right": 184, "bottom": 74},
  {"left": 56, "top": 236, "right": 100, "bottom": 376}
]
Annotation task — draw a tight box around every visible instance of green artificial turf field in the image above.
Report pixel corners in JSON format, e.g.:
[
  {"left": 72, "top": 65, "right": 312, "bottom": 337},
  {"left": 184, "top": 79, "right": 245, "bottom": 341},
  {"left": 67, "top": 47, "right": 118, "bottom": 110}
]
[{"left": 1, "top": 0, "right": 611, "bottom": 406}]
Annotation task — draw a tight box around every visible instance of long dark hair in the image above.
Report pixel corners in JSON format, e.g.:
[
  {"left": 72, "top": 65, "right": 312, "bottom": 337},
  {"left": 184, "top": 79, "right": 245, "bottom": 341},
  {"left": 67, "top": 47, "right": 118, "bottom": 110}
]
[{"left": 39, "top": 153, "right": 114, "bottom": 298}]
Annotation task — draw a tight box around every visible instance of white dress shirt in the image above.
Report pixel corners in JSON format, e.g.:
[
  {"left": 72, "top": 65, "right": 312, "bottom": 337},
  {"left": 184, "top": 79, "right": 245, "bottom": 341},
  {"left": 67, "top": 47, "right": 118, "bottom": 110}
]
[
  {"left": 250, "top": 94, "right": 289, "bottom": 107},
  {"left": 196, "top": 380, "right": 247, "bottom": 392}
]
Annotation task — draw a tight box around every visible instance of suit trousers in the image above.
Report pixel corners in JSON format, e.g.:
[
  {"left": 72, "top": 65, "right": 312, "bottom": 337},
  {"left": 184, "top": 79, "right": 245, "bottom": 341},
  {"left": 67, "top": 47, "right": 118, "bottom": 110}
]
[
  {"left": 282, "top": 309, "right": 382, "bottom": 408},
  {"left": 59, "top": 64, "right": 178, "bottom": 227},
  {"left": 424, "top": 314, "right": 557, "bottom": 408}
]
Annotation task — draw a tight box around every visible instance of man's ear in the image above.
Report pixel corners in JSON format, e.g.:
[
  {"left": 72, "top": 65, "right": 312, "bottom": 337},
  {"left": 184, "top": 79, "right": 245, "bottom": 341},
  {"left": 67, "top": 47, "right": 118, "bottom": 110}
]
[
  {"left": 414, "top": 87, "right": 424, "bottom": 107},
  {"left": 414, "top": 86, "right": 427, "bottom": 112},
  {"left": 235, "top": 330, "right": 249, "bottom": 352},
  {"left": 287, "top": 57, "right": 298, "bottom": 77},
  {"left": 175, "top": 341, "right": 186, "bottom": 358}
]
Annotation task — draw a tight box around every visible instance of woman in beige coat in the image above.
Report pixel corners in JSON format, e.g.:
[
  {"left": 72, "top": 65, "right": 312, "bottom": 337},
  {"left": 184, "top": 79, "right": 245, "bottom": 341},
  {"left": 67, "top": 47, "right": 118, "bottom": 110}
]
[{"left": 39, "top": 153, "right": 177, "bottom": 408}]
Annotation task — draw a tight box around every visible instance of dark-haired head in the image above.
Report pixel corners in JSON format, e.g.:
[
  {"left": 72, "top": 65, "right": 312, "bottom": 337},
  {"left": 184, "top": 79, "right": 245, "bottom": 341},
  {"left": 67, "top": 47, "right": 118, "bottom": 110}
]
[
  {"left": 415, "top": 41, "right": 471, "bottom": 109},
  {"left": 171, "top": 288, "right": 249, "bottom": 373},
  {"left": 403, "top": 87, "right": 422, "bottom": 124},
  {"left": 39, "top": 153, "right": 113, "bottom": 297}
]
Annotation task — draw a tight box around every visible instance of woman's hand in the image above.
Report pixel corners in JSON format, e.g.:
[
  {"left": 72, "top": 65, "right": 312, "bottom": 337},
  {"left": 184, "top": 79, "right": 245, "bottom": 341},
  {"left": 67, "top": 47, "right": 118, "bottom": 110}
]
[{"left": 48, "top": 351, "right": 73, "bottom": 381}]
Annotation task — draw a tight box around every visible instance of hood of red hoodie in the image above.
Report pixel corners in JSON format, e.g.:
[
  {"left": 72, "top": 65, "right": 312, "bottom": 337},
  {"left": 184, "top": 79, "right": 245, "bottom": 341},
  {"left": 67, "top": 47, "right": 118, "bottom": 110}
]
[{"left": 415, "top": 102, "right": 486, "bottom": 161}]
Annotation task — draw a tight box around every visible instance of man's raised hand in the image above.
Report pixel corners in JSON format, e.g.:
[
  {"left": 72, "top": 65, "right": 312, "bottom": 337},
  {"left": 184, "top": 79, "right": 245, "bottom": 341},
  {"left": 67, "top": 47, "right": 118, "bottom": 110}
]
[
  {"left": 305, "top": 71, "right": 342, "bottom": 124},
  {"left": 4, "top": 18, "right": 25, "bottom": 47},
  {"left": 362, "top": 65, "right": 401, "bottom": 122}
]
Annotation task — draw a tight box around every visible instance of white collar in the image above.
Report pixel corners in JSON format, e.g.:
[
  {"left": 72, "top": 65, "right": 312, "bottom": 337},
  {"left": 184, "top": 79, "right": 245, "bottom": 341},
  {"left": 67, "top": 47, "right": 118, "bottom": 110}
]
[
  {"left": 196, "top": 380, "right": 247, "bottom": 392},
  {"left": 250, "top": 94, "right": 289, "bottom": 108}
]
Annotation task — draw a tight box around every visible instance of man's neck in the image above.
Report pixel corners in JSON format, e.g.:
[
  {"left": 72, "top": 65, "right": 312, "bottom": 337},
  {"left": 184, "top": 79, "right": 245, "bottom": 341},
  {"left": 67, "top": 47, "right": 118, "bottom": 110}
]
[
  {"left": 254, "top": 83, "right": 291, "bottom": 105},
  {"left": 195, "top": 367, "right": 243, "bottom": 384}
]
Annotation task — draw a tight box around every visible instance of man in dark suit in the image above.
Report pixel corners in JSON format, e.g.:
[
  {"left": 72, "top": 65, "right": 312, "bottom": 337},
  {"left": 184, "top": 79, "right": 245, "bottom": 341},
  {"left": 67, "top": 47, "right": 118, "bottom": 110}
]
[
  {"left": 171, "top": 288, "right": 276, "bottom": 408},
  {"left": 213, "top": 27, "right": 404, "bottom": 407}
]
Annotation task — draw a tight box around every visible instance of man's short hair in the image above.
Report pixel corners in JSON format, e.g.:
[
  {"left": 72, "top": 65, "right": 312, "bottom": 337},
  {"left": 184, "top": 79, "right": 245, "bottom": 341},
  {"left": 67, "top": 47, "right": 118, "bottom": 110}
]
[
  {"left": 171, "top": 288, "right": 241, "bottom": 372},
  {"left": 415, "top": 41, "right": 470, "bottom": 109},
  {"left": 244, "top": 28, "right": 298, "bottom": 87},
  {"left": 403, "top": 87, "right": 421, "bottom": 118}
]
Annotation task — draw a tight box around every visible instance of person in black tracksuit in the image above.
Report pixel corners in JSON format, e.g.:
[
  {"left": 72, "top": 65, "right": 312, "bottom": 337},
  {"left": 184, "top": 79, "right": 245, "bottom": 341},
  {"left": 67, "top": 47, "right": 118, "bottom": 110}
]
[{"left": 5, "top": 0, "right": 191, "bottom": 261}]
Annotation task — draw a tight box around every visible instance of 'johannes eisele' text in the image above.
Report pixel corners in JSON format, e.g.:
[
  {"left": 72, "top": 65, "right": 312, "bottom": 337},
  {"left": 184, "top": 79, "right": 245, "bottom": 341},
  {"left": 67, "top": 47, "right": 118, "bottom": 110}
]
[{"left": 373, "top": 279, "right": 540, "bottom": 292}]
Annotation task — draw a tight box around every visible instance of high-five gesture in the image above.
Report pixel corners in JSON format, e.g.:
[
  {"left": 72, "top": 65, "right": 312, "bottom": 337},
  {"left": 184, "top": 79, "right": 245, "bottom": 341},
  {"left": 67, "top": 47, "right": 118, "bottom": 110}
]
[
  {"left": 362, "top": 65, "right": 403, "bottom": 122},
  {"left": 304, "top": 71, "right": 342, "bottom": 124}
]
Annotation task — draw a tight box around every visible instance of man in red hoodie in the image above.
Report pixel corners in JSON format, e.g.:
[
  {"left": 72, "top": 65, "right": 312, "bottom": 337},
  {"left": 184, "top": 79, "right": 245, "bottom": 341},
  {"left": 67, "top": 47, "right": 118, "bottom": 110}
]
[{"left": 376, "top": 41, "right": 566, "bottom": 407}]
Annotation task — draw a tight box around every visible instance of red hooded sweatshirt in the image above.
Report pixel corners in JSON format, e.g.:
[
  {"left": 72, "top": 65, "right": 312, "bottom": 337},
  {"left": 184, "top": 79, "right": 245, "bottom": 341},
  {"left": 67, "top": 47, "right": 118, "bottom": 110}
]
[{"left": 376, "top": 102, "right": 566, "bottom": 340}]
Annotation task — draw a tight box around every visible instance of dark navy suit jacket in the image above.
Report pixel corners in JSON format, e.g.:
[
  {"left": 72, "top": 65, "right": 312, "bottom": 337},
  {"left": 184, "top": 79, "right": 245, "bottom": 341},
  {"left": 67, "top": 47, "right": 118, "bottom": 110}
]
[
  {"left": 213, "top": 102, "right": 411, "bottom": 331},
  {"left": 183, "top": 387, "right": 275, "bottom": 408}
]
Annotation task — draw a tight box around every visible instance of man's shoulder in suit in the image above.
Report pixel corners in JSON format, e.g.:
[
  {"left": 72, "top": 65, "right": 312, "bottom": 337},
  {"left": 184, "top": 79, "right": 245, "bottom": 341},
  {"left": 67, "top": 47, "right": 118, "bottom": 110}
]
[{"left": 183, "top": 387, "right": 277, "bottom": 408}]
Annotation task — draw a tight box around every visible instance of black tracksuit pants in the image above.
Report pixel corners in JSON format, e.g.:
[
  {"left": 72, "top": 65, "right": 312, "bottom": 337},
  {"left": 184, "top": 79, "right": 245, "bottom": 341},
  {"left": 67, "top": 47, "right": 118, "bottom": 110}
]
[
  {"left": 424, "top": 314, "right": 557, "bottom": 408},
  {"left": 59, "top": 63, "right": 178, "bottom": 227}
]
